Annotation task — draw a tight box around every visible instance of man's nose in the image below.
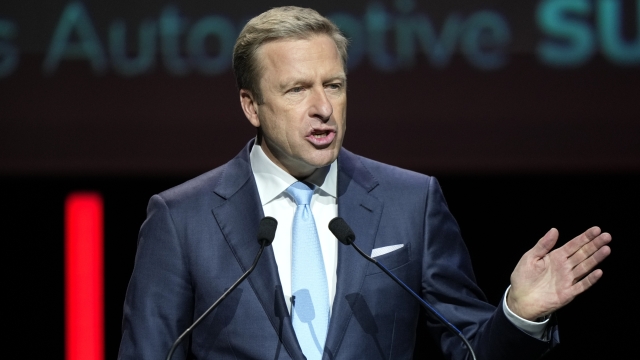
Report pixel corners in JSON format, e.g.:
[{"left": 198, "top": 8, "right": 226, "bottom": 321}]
[{"left": 309, "top": 88, "right": 333, "bottom": 122}]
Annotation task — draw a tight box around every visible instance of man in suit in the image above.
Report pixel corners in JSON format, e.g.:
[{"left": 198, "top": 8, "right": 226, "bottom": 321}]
[{"left": 118, "top": 6, "right": 611, "bottom": 360}]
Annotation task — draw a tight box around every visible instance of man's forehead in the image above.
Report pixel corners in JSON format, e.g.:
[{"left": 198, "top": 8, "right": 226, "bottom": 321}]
[{"left": 255, "top": 35, "right": 345, "bottom": 81}]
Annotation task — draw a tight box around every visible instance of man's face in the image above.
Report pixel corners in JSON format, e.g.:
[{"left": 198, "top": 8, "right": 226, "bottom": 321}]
[{"left": 240, "top": 34, "right": 347, "bottom": 179}]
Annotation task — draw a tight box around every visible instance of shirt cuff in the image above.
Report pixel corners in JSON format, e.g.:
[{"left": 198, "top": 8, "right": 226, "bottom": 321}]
[{"left": 502, "top": 286, "right": 550, "bottom": 340}]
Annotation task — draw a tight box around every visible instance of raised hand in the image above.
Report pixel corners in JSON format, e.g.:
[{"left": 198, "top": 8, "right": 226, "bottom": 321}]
[{"left": 506, "top": 226, "right": 612, "bottom": 321}]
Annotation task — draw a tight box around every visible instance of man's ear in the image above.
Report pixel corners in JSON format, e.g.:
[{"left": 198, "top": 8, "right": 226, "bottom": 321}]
[{"left": 240, "top": 89, "right": 260, "bottom": 128}]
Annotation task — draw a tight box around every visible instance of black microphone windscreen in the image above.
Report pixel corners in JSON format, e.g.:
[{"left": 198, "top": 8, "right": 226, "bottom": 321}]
[
  {"left": 328, "top": 217, "right": 355, "bottom": 245},
  {"left": 257, "top": 216, "right": 278, "bottom": 246}
]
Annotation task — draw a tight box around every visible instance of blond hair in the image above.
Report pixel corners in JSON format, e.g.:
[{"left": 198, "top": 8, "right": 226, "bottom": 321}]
[{"left": 233, "top": 6, "right": 348, "bottom": 104}]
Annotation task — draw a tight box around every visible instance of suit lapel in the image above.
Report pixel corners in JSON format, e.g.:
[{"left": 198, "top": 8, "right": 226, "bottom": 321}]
[
  {"left": 211, "top": 143, "right": 304, "bottom": 359},
  {"left": 324, "top": 149, "right": 383, "bottom": 359}
]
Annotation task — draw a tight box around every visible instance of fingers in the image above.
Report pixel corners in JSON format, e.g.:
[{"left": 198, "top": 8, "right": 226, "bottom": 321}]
[
  {"left": 571, "top": 268, "right": 605, "bottom": 296},
  {"left": 529, "top": 228, "right": 559, "bottom": 258},
  {"left": 566, "top": 230, "right": 612, "bottom": 269},
  {"left": 571, "top": 244, "right": 612, "bottom": 281},
  {"left": 557, "top": 226, "right": 602, "bottom": 257}
]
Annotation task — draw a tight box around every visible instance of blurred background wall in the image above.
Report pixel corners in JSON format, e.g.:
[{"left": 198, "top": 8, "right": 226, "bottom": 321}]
[{"left": 1, "top": 0, "right": 638, "bottom": 358}]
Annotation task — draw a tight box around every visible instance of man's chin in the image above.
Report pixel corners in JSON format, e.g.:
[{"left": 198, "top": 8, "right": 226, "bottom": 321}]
[{"left": 307, "top": 149, "right": 339, "bottom": 168}]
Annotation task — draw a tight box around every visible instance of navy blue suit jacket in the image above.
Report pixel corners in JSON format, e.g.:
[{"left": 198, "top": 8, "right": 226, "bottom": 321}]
[{"left": 118, "top": 141, "right": 558, "bottom": 359}]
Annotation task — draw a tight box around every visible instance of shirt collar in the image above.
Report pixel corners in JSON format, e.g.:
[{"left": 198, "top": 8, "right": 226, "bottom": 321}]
[{"left": 249, "top": 141, "right": 337, "bottom": 206}]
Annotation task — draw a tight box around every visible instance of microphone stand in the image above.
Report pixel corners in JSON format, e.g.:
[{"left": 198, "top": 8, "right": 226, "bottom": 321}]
[
  {"left": 349, "top": 243, "right": 477, "bottom": 360},
  {"left": 165, "top": 217, "right": 277, "bottom": 360},
  {"left": 329, "top": 217, "right": 477, "bottom": 360}
]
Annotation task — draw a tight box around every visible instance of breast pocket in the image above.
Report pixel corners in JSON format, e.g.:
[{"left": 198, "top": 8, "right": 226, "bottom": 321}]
[{"left": 366, "top": 243, "right": 411, "bottom": 276}]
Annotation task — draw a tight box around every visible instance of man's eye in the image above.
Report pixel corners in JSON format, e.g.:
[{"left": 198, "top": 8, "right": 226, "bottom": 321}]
[
  {"left": 326, "top": 83, "right": 342, "bottom": 90},
  {"left": 289, "top": 87, "right": 304, "bottom": 93}
]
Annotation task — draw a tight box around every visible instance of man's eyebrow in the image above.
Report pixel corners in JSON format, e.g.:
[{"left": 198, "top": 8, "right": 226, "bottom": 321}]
[
  {"left": 325, "top": 74, "right": 347, "bottom": 83},
  {"left": 277, "top": 78, "right": 309, "bottom": 91},
  {"left": 277, "top": 74, "right": 347, "bottom": 90}
]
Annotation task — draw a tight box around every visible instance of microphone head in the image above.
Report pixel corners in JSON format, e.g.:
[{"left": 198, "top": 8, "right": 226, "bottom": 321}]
[
  {"left": 328, "top": 217, "right": 355, "bottom": 245},
  {"left": 257, "top": 216, "right": 278, "bottom": 246}
]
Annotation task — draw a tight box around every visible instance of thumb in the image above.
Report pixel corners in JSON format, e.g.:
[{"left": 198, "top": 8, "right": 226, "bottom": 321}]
[{"left": 529, "top": 228, "right": 559, "bottom": 259}]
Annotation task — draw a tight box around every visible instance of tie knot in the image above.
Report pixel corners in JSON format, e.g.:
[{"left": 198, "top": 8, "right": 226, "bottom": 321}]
[{"left": 286, "top": 181, "right": 314, "bottom": 206}]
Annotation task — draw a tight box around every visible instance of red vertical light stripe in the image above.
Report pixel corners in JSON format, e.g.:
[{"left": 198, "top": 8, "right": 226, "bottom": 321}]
[{"left": 65, "top": 192, "right": 104, "bottom": 360}]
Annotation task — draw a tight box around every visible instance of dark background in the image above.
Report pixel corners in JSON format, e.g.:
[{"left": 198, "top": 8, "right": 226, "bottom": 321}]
[
  {"left": 5, "top": 174, "right": 636, "bottom": 359},
  {"left": 1, "top": 0, "right": 638, "bottom": 359}
]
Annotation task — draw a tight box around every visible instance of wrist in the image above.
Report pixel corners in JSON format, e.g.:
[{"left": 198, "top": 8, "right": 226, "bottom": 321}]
[{"left": 506, "top": 287, "right": 539, "bottom": 321}]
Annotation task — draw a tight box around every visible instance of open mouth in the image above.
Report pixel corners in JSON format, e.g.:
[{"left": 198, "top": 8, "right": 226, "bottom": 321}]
[
  {"left": 312, "top": 131, "right": 329, "bottom": 138},
  {"left": 307, "top": 129, "right": 336, "bottom": 146}
]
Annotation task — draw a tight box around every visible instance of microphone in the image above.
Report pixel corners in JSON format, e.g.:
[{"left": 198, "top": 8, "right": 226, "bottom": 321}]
[
  {"left": 165, "top": 216, "right": 278, "bottom": 360},
  {"left": 328, "top": 217, "right": 477, "bottom": 360}
]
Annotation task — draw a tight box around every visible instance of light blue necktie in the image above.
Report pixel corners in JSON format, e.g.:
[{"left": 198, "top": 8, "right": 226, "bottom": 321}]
[{"left": 287, "top": 181, "right": 329, "bottom": 360}]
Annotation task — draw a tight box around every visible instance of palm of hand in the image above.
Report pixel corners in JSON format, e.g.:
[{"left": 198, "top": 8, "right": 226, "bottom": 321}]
[{"left": 507, "top": 227, "right": 611, "bottom": 321}]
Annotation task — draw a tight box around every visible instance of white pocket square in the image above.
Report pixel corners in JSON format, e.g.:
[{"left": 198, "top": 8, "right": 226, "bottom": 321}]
[{"left": 371, "top": 244, "right": 404, "bottom": 258}]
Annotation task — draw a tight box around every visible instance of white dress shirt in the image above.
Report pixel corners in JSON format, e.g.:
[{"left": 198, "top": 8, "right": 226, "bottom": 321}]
[
  {"left": 250, "top": 143, "right": 338, "bottom": 314},
  {"left": 249, "top": 142, "right": 548, "bottom": 339}
]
